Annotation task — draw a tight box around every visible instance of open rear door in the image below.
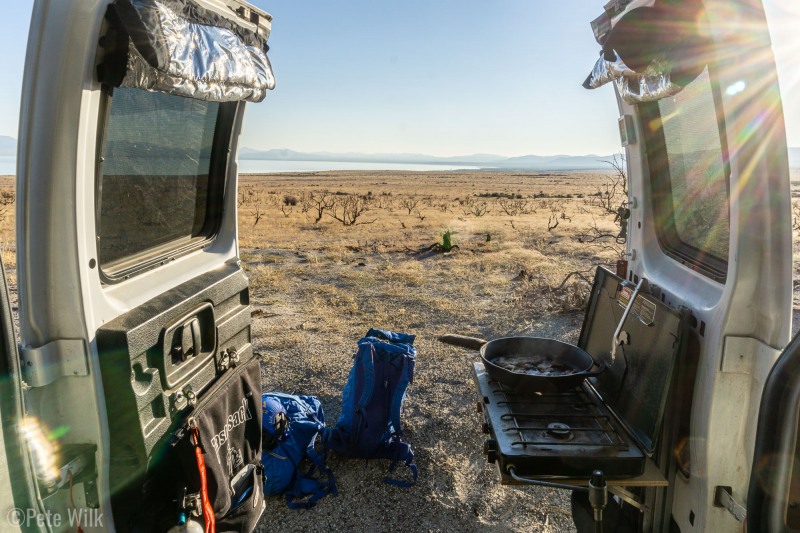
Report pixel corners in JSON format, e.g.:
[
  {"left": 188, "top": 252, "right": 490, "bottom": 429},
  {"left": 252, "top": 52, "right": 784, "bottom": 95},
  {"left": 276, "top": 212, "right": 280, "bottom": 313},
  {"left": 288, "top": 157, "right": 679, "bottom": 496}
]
[
  {"left": 584, "top": 0, "right": 791, "bottom": 530},
  {"left": 0, "top": 254, "right": 38, "bottom": 532},
  {"left": 748, "top": 332, "right": 800, "bottom": 532},
  {"left": 17, "top": 0, "right": 273, "bottom": 529}
]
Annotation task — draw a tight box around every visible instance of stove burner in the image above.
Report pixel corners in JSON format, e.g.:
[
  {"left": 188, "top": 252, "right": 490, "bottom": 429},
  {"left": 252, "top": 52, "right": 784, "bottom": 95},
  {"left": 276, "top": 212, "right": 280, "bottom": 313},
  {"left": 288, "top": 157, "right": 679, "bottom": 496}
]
[{"left": 546, "top": 422, "right": 573, "bottom": 440}]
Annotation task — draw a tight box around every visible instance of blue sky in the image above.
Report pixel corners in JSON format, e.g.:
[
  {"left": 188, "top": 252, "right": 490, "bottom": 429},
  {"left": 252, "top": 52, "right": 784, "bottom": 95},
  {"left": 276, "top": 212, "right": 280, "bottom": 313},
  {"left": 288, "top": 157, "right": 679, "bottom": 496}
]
[{"left": 0, "top": 1, "right": 797, "bottom": 157}]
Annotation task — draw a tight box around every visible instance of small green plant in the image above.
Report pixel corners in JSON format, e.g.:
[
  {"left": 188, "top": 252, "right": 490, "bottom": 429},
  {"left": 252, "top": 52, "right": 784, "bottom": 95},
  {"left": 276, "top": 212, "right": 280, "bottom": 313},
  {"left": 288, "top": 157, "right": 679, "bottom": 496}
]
[
  {"left": 441, "top": 230, "right": 455, "bottom": 252},
  {"left": 415, "top": 229, "right": 459, "bottom": 254}
]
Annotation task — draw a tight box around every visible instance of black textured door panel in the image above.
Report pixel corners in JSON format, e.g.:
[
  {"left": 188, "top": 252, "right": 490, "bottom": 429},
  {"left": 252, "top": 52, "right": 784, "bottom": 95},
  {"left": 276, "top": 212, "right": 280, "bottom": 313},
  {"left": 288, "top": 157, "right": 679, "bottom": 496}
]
[{"left": 97, "top": 262, "right": 254, "bottom": 527}]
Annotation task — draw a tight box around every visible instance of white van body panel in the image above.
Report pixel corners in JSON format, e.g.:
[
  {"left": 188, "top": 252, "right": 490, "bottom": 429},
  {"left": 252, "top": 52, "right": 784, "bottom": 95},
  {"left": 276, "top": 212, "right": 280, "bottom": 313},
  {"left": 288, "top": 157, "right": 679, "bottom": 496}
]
[
  {"left": 621, "top": 0, "right": 791, "bottom": 530},
  {"left": 16, "top": 0, "right": 255, "bottom": 528}
]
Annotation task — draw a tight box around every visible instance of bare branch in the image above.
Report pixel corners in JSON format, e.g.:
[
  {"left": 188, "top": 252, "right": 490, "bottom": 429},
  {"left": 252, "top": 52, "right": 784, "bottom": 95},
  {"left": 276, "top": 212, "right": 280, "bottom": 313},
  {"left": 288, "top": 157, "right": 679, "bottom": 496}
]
[
  {"left": 400, "top": 197, "right": 419, "bottom": 215},
  {"left": 250, "top": 204, "right": 264, "bottom": 226},
  {"left": 302, "top": 190, "right": 336, "bottom": 223},
  {"left": 553, "top": 269, "right": 595, "bottom": 291},
  {"left": 498, "top": 198, "right": 530, "bottom": 216},
  {"left": 793, "top": 201, "right": 800, "bottom": 231},
  {"left": 466, "top": 200, "right": 490, "bottom": 217},
  {"left": 547, "top": 214, "right": 559, "bottom": 231},
  {"left": 327, "top": 195, "right": 376, "bottom": 226}
]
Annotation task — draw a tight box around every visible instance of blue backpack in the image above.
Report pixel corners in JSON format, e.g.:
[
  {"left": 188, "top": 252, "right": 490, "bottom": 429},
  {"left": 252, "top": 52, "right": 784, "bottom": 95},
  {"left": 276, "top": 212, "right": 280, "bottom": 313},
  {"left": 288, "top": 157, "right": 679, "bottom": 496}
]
[
  {"left": 261, "top": 393, "right": 337, "bottom": 509},
  {"left": 323, "top": 329, "right": 418, "bottom": 487}
]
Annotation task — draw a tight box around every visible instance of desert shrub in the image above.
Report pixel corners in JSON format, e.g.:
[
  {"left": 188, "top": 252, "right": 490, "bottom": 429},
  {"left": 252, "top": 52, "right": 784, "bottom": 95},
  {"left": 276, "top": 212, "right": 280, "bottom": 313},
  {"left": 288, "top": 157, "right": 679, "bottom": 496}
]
[
  {"left": 498, "top": 198, "right": 531, "bottom": 216},
  {"left": 476, "top": 191, "right": 524, "bottom": 200},
  {"left": 328, "top": 195, "right": 375, "bottom": 226},
  {"left": 517, "top": 269, "right": 593, "bottom": 315},
  {"left": 441, "top": 230, "right": 455, "bottom": 251},
  {"left": 400, "top": 197, "right": 419, "bottom": 215}
]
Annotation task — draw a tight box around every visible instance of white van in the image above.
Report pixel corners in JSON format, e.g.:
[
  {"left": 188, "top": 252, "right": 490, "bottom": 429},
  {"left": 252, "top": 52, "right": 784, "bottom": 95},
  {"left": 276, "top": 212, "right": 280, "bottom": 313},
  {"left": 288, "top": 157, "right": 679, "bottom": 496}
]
[{"left": 0, "top": 0, "right": 794, "bottom": 531}]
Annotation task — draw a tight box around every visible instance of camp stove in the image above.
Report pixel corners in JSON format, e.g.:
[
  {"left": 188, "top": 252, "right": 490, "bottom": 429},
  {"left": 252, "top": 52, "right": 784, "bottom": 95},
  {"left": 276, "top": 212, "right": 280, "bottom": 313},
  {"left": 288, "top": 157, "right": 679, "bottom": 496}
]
[
  {"left": 472, "top": 267, "right": 687, "bottom": 483},
  {"left": 473, "top": 363, "right": 645, "bottom": 480}
]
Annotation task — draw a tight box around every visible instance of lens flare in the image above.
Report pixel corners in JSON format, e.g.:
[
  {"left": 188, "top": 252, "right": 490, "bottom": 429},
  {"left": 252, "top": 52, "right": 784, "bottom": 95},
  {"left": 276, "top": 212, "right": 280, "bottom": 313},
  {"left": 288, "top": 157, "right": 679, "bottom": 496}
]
[
  {"left": 18, "top": 416, "right": 61, "bottom": 489},
  {"left": 725, "top": 81, "right": 746, "bottom": 96}
]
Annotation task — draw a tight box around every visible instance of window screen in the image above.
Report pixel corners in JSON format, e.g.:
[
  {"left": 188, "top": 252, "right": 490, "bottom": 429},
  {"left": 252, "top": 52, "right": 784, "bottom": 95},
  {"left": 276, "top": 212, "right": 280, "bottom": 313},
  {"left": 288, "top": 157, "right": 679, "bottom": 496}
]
[
  {"left": 644, "top": 68, "right": 729, "bottom": 280},
  {"left": 97, "top": 88, "right": 230, "bottom": 277}
]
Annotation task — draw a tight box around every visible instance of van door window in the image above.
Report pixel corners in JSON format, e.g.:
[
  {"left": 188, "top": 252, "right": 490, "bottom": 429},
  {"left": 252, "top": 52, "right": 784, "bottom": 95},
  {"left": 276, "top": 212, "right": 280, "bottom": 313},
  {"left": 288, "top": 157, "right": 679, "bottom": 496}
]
[
  {"left": 96, "top": 88, "right": 235, "bottom": 280},
  {"left": 641, "top": 68, "right": 730, "bottom": 282}
]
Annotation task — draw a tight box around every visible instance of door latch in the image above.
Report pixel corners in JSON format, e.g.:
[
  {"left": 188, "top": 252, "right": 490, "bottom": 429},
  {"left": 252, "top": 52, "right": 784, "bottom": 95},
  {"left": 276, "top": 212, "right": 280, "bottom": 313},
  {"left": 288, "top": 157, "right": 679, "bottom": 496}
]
[
  {"left": 714, "top": 486, "right": 747, "bottom": 523},
  {"left": 173, "top": 318, "right": 201, "bottom": 362},
  {"left": 161, "top": 302, "right": 217, "bottom": 389},
  {"left": 218, "top": 347, "right": 240, "bottom": 372},
  {"left": 174, "top": 385, "right": 197, "bottom": 410}
]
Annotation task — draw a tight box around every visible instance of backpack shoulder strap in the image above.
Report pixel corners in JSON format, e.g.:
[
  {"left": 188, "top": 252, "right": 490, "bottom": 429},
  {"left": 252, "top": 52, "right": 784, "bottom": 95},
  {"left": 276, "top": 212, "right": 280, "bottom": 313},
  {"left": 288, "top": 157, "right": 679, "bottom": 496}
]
[
  {"left": 356, "top": 341, "right": 376, "bottom": 411},
  {"left": 284, "top": 425, "right": 337, "bottom": 509},
  {"left": 388, "top": 351, "right": 411, "bottom": 435},
  {"left": 384, "top": 437, "right": 418, "bottom": 488}
]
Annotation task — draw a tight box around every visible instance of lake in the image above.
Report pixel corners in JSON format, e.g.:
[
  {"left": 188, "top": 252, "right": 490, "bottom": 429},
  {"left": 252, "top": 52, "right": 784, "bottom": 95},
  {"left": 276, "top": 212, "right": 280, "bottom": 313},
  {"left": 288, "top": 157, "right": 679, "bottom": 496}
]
[
  {"left": 0, "top": 156, "right": 479, "bottom": 176},
  {"left": 239, "top": 159, "right": 480, "bottom": 173}
]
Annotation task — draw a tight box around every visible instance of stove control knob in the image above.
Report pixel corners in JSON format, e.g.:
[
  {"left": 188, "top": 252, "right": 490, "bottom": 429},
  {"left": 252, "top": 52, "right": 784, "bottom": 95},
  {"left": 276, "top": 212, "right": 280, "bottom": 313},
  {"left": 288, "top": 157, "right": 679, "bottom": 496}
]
[
  {"left": 483, "top": 439, "right": 498, "bottom": 464},
  {"left": 476, "top": 401, "right": 483, "bottom": 413},
  {"left": 482, "top": 422, "right": 490, "bottom": 434}
]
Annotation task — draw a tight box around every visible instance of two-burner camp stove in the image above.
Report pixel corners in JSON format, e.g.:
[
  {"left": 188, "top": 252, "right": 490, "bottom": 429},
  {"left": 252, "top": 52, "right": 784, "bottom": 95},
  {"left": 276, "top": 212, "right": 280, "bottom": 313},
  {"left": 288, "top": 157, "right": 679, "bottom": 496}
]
[
  {"left": 473, "top": 362, "right": 645, "bottom": 480},
  {"left": 472, "top": 267, "right": 687, "bottom": 486}
]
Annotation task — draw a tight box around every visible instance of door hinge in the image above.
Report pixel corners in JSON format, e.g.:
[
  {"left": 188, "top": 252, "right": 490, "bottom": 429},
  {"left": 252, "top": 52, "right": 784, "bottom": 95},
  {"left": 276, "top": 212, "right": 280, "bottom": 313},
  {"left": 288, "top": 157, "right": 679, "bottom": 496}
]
[
  {"left": 19, "top": 339, "right": 88, "bottom": 388},
  {"left": 714, "top": 486, "right": 747, "bottom": 523}
]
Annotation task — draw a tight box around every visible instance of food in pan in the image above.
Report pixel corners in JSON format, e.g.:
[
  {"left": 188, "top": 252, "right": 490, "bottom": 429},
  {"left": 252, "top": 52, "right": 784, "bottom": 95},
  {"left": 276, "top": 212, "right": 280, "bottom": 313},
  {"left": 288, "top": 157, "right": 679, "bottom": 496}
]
[{"left": 489, "top": 355, "right": 578, "bottom": 376}]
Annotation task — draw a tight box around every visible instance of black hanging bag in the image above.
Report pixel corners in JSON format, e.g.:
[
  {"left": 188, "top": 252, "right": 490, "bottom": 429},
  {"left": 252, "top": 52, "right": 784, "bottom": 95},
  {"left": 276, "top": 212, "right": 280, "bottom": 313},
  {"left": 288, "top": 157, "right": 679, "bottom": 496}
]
[{"left": 173, "top": 357, "right": 265, "bottom": 532}]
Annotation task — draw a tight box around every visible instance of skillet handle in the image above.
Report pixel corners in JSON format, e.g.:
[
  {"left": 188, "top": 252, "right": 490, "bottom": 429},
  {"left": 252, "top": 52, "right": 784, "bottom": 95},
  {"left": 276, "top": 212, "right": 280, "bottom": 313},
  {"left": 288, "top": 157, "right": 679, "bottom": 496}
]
[
  {"left": 437, "top": 334, "right": 488, "bottom": 351},
  {"left": 582, "top": 361, "right": 607, "bottom": 378}
]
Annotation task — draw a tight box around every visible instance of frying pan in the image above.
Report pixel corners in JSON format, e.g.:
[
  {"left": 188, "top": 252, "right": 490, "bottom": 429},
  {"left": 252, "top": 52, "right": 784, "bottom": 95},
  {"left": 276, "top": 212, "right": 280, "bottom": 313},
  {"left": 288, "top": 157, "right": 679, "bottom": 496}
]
[{"left": 439, "top": 334, "right": 605, "bottom": 392}]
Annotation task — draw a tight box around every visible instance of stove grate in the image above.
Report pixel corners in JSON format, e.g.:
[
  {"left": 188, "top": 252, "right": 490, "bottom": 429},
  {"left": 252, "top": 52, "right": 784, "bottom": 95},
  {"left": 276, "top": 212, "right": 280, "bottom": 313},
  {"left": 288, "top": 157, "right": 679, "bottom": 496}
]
[{"left": 488, "top": 380, "right": 631, "bottom": 448}]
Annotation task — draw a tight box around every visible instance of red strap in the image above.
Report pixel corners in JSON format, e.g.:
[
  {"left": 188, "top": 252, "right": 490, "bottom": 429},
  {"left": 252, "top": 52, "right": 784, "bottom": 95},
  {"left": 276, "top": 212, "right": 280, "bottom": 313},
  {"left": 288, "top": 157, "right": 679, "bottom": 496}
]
[
  {"left": 192, "top": 426, "right": 216, "bottom": 533},
  {"left": 68, "top": 470, "right": 85, "bottom": 533}
]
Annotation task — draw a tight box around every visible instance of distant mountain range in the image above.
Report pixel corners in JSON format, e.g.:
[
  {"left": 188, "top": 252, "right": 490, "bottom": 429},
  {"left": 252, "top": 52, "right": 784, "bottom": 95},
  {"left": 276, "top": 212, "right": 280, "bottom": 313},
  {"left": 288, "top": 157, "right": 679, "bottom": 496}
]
[
  {"left": 238, "top": 147, "right": 621, "bottom": 170},
  {"left": 0, "top": 136, "right": 15, "bottom": 156},
  {"left": 240, "top": 146, "right": 800, "bottom": 171},
  {"left": 2, "top": 136, "right": 799, "bottom": 169}
]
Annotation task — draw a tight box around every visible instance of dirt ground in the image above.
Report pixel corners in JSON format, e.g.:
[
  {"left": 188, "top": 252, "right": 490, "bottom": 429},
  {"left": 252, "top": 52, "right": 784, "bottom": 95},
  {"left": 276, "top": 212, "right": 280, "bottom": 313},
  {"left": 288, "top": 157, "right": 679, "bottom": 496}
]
[
  {"left": 239, "top": 170, "right": 626, "bottom": 532},
  {"left": 254, "top": 314, "right": 583, "bottom": 533},
  {"left": 240, "top": 168, "right": 800, "bottom": 532}
]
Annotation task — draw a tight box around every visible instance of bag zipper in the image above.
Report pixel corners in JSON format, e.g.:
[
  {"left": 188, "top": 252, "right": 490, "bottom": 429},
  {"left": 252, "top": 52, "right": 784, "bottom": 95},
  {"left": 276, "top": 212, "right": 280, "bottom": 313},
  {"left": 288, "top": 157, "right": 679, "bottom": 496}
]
[{"left": 171, "top": 358, "right": 257, "bottom": 445}]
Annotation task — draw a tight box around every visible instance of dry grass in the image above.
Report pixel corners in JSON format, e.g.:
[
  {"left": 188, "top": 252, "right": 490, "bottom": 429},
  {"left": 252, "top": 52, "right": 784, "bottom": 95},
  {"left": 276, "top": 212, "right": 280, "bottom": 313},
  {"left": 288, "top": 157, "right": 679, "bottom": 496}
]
[
  {"left": 0, "top": 176, "right": 17, "bottom": 292},
  {"left": 239, "top": 170, "right": 623, "bottom": 340},
  {"left": 240, "top": 170, "right": 613, "bottom": 532},
  {"left": 241, "top": 169, "right": 798, "bottom": 531}
]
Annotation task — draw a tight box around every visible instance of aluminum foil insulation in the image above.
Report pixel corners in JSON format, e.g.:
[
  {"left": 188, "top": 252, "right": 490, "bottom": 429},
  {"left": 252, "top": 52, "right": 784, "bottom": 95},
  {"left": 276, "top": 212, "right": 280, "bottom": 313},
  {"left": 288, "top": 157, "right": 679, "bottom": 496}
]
[
  {"left": 614, "top": 73, "right": 681, "bottom": 105},
  {"left": 583, "top": 51, "right": 635, "bottom": 90},
  {"left": 583, "top": 0, "right": 710, "bottom": 104},
  {"left": 111, "top": 0, "right": 275, "bottom": 103},
  {"left": 583, "top": 51, "right": 681, "bottom": 105}
]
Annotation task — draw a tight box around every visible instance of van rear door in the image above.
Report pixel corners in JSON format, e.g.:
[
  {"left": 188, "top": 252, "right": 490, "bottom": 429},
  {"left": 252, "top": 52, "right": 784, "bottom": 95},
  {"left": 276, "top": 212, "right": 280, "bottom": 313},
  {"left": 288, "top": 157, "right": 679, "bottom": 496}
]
[
  {"left": 589, "top": 0, "right": 792, "bottom": 530},
  {"left": 0, "top": 254, "right": 37, "bottom": 532},
  {"left": 748, "top": 332, "right": 800, "bottom": 531},
  {"left": 17, "top": 0, "right": 273, "bottom": 528}
]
